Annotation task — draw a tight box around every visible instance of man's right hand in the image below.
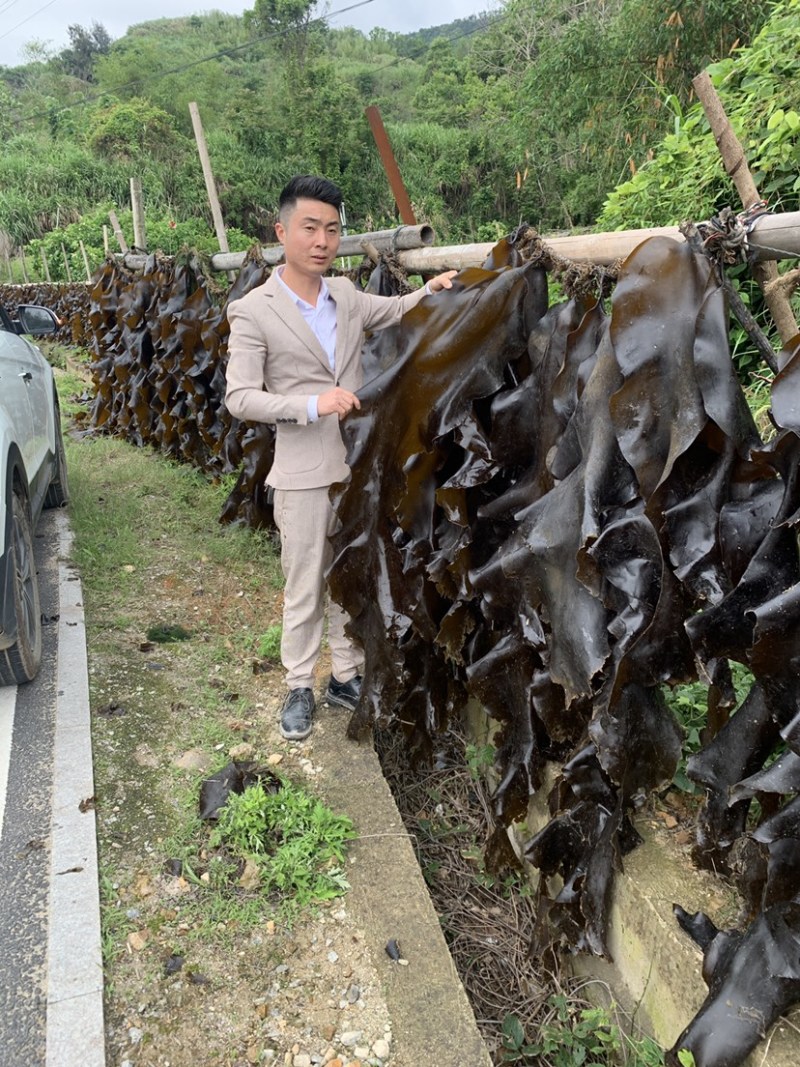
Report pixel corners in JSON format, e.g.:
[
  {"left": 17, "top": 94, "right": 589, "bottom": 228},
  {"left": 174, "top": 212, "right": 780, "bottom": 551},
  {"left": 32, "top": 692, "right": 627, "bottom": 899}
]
[{"left": 317, "top": 386, "right": 362, "bottom": 420}]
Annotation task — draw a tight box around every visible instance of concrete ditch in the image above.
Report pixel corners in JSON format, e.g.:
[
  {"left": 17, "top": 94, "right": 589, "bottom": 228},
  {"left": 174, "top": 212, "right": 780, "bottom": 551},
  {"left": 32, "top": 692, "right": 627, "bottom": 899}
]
[
  {"left": 310, "top": 714, "right": 493, "bottom": 1067},
  {"left": 465, "top": 701, "right": 800, "bottom": 1067}
]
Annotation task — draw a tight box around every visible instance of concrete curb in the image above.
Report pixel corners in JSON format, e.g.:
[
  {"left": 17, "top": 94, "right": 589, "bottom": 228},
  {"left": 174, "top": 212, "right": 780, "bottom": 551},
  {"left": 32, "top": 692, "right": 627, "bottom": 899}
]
[
  {"left": 45, "top": 511, "right": 105, "bottom": 1067},
  {"left": 312, "top": 714, "right": 494, "bottom": 1067}
]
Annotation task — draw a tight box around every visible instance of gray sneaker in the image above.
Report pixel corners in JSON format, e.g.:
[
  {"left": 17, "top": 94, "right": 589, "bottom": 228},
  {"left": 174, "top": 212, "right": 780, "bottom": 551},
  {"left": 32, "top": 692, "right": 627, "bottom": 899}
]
[
  {"left": 325, "top": 674, "right": 362, "bottom": 711},
  {"left": 280, "top": 688, "right": 315, "bottom": 740}
]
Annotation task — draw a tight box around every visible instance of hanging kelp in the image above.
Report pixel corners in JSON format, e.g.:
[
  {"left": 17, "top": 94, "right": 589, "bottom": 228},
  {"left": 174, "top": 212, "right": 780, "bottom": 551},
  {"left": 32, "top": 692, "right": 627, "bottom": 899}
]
[
  {"left": 79, "top": 225, "right": 800, "bottom": 1066},
  {"left": 83, "top": 249, "right": 274, "bottom": 527},
  {"left": 327, "top": 236, "right": 800, "bottom": 1067},
  {"left": 0, "top": 280, "right": 91, "bottom": 346}
]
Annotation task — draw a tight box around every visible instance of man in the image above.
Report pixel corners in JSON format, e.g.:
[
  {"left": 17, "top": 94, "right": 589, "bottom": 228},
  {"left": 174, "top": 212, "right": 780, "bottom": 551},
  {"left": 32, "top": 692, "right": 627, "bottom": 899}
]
[{"left": 225, "top": 175, "right": 456, "bottom": 741}]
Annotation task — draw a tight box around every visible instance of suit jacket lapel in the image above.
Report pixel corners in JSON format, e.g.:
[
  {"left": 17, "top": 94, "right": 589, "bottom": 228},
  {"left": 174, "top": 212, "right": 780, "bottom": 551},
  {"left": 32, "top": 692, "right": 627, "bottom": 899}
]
[
  {"left": 328, "top": 278, "right": 356, "bottom": 378},
  {"left": 263, "top": 272, "right": 332, "bottom": 373}
]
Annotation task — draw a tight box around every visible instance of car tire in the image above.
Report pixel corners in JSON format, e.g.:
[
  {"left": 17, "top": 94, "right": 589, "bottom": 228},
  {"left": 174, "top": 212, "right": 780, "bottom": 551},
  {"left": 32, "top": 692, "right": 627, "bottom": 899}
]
[
  {"left": 44, "top": 404, "right": 69, "bottom": 508},
  {"left": 0, "top": 487, "right": 43, "bottom": 685}
]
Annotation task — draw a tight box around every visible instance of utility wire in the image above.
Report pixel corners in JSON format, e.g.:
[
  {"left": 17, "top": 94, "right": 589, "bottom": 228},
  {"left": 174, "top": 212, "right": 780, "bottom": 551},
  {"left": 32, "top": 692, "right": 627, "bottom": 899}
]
[
  {"left": 9, "top": 1, "right": 503, "bottom": 128},
  {"left": 0, "top": 0, "right": 25, "bottom": 20},
  {"left": 0, "top": 0, "right": 59, "bottom": 44},
  {"left": 10, "top": 0, "right": 377, "bottom": 124}
]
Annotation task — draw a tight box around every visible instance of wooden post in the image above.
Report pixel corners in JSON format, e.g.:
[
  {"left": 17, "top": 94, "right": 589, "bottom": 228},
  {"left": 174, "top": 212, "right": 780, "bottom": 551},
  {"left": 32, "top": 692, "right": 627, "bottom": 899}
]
[
  {"left": 365, "top": 105, "right": 417, "bottom": 225},
  {"left": 130, "top": 177, "right": 147, "bottom": 251},
  {"left": 108, "top": 210, "right": 129, "bottom": 254},
  {"left": 20, "top": 248, "right": 29, "bottom": 283},
  {"left": 693, "top": 71, "right": 799, "bottom": 347},
  {"left": 3, "top": 249, "right": 12, "bottom": 283},
  {"left": 41, "top": 247, "right": 52, "bottom": 283},
  {"left": 60, "top": 243, "right": 73, "bottom": 283},
  {"left": 79, "top": 240, "right": 92, "bottom": 281},
  {"left": 103, "top": 225, "right": 110, "bottom": 255},
  {"left": 188, "top": 101, "right": 234, "bottom": 279}
]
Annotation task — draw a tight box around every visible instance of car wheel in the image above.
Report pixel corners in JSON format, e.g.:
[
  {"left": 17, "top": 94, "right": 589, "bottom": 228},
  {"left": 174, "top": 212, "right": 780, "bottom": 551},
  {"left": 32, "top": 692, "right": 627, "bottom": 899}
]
[
  {"left": 44, "top": 403, "right": 69, "bottom": 508},
  {"left": 0, "top": 488, "right": 43, "bottom": 685}
]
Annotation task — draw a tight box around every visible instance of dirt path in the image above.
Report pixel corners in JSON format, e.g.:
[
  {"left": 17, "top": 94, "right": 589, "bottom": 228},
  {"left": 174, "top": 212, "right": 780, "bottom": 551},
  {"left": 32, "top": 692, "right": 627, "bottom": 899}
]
[{"left": 67, "top": 425, "right": 489, "bottom": 1067}]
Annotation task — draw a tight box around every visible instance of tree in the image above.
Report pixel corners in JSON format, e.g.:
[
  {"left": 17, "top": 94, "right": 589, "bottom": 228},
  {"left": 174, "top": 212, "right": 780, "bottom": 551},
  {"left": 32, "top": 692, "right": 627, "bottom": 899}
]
[
  {"left": 245, "top": 0, "right": 324, "bottom": 66},
  {"left": 411, "top": 39, "right": 484, "bottom": 128},
  {"left": 59, "top": 22, "right": 112, "bottom": 82},
  {"left": 87, "top": 97, "right": 187, "bottom": 163},
  {"left": 477, "top": 0, "right": 770, "bottom": 228}
]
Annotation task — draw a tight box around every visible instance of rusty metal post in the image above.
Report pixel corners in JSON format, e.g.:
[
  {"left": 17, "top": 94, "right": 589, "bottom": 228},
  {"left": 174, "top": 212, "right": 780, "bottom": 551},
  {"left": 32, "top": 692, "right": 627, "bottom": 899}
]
[{"left": 365, "top": 105, "right": 417, "bottom": 225}]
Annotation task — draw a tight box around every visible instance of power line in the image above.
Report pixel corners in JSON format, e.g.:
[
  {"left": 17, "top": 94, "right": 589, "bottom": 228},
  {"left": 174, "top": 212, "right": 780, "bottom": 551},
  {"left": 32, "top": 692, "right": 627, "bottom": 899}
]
[
  {"left": 0, "top": 0, "right": 59, "bottom": 44},
  {"left": 0, "top": 0, "right": 26, "bottom": 21},
  {"left": 10, "top": 0, "right": 377, "bottom": 124},
  {"left": 9, "top": 2, "right": 503, "bottom": 129}
]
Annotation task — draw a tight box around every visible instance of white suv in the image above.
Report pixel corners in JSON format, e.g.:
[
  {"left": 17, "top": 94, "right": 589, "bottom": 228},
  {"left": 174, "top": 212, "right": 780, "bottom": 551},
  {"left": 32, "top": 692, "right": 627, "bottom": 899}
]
[{"left": 0, "top": 304, "right": 68, "bottom": 684}]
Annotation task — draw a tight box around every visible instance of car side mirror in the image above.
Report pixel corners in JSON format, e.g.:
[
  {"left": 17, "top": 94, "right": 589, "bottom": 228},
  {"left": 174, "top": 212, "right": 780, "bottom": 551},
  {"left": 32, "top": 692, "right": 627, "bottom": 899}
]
[{"left": 15, "top": 304, "right": 60, "bottom": 336}]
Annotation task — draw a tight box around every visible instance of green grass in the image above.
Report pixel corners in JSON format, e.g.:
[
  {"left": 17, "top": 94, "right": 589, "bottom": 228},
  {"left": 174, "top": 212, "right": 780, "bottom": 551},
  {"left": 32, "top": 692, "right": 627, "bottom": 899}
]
[
  {"left": 98, "top": 870, "right": 137, "bottom": 966},
  {"left": 44, "top": 342, "right": 94, "bottom": 419},
  {"left": 61, "top": 433, "right": 274, "bottom": 596},
  {"left": 256, "top": 623, "right": 283, "bottom": 661},
  {"left": 744, "top": 373, "right": 776, "bottom": 441}
]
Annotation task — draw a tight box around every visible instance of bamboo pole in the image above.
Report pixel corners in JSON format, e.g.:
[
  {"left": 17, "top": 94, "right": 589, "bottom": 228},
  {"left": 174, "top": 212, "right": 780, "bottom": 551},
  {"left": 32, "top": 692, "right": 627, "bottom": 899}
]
[
  {"left": 79, "top": 240, "right": 92, "bottom": 281},
  {"left": 41, "top": 247, "right": 51, "bottom": 283},
  {"left": 114, "top": 213, "right": 800, "bottom": 276},
  {"left": 103, "top": 225, "right": 110, "bottom": 255},
  {"left": 395, "top": 212, "right": 800, "bottom": 273},
  {"left": 108, "top": 211, "right": 129, "bottom": 254},
  {"left": 20, "top": 248, "right": 29, "bottom": 283},
  {"left": 130, "top": 177, "right": 147, "bottom": 251},
  {"left": 188, "top": 102, "right": 232, "bottom": 273},
  {"left": 61, "top": 243, "right": 73, "bottom": 283},
  {"left": 119, "top": 223, "right": 436, "bottom": 272},
  {"left": 3, "top": 249, "right": 12, "bottom": 283},
  {"left": 693, "top": 70, "right": 799, "bottom": 346},
  {"left": 365, "top": 105, "right": 417, "bottom": 225}
]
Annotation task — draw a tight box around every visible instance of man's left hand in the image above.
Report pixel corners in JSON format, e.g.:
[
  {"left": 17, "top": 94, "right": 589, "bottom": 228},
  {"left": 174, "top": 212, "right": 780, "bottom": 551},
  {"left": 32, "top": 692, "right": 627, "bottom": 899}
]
[{"left": 427, "top": 270, "right": 459, "bottom": 293}]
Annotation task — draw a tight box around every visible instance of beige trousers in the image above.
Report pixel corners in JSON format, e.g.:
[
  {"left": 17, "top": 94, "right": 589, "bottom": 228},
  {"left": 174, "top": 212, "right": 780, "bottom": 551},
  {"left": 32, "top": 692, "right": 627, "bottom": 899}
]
[{"left": 272, "top": 486, "right": 363, "bottom": 690}]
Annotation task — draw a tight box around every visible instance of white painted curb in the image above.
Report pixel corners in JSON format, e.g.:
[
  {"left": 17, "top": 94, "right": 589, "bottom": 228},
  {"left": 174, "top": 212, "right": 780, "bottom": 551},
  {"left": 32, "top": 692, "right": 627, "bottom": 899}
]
[{"left": 45, "top": 511, "right": 105, "bottom": 1067}]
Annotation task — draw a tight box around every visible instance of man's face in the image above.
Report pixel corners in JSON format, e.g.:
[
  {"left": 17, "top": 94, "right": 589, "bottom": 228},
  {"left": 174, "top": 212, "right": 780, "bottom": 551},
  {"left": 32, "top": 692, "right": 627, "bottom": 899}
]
[{"left": 275, "top": 197, "right": 341, "bottom": 279}]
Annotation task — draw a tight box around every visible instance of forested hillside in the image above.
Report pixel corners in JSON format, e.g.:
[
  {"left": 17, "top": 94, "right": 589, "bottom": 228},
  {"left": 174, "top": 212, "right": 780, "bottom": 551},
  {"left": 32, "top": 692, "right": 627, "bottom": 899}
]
[{"left": 1, "top": 0, "right": 794, "bottom": 282}]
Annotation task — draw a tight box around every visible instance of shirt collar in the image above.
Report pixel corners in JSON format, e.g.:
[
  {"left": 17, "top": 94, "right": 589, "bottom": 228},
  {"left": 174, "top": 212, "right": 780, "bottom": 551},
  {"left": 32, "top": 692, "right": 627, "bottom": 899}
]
[{"left": 276, "top": 267, "right": 332, "bottom": 311}]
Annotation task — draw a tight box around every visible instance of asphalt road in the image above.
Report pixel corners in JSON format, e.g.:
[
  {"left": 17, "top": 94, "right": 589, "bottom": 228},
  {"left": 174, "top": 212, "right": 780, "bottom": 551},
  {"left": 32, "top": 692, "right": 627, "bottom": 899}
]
[{"left": 0, "top": 509, "right": 104, "bottom": 1067}]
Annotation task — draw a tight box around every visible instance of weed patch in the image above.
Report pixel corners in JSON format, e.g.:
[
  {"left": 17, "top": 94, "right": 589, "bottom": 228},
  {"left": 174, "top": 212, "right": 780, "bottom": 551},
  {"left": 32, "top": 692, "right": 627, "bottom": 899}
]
[{"left": 208, "top": 778, "right": 355, "bottom": 916}]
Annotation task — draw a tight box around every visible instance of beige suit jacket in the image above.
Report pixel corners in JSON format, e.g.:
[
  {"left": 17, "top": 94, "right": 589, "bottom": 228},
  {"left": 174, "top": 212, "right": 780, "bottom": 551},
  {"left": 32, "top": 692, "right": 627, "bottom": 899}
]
[{"left": 224, "top": 273, "right": 427, "bottom": 490}]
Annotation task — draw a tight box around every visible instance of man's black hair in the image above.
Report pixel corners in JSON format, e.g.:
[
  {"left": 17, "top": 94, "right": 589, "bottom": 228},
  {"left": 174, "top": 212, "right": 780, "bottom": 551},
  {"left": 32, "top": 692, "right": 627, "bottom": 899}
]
[{"left": 279, "top": 175, "right": 343, "bottom": 216}]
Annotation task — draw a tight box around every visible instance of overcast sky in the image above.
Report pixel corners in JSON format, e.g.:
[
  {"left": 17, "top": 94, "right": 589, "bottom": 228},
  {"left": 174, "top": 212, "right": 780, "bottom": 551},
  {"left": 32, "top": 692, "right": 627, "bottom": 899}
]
[{"left": 0, "top": 0, "right": 499, "bottom": 68}]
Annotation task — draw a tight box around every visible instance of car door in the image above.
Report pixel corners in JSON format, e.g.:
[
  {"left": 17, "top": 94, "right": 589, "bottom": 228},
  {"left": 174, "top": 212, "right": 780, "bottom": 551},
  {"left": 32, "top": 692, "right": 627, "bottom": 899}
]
[{"left": 0, "top": 309, "right": 51, "bottom": 491}]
